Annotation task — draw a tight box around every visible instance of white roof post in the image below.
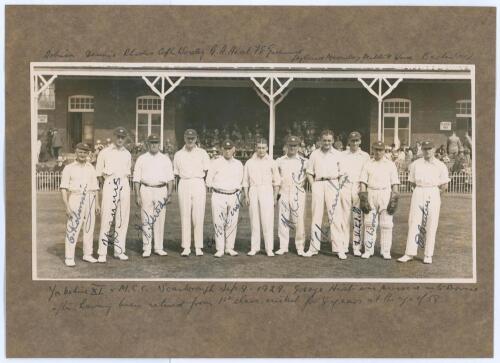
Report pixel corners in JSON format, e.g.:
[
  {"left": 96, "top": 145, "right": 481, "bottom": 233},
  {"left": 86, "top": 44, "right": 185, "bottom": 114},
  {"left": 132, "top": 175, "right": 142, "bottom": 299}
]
[
  {"left": 142, "top": 75, "right": 185, "bottom": 148},
  {"left": 358, "top": 77, "right": 402, "bottom": 143},
  {"left": 251, "top": 76, "right": 293, "bottom": 158}
]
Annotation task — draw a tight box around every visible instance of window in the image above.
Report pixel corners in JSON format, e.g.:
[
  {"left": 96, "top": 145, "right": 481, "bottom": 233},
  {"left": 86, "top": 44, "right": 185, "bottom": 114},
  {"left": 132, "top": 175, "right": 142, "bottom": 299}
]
[
  {"left": 456, "top": 99, "right": 472, "bottom": 132},
  {"left": 383, "top": 98, "right": 411, "bottom": 148},
  {"left": 38, "top": 84, "right": 55, "bottom": 110},
  {"left": 456, "top": 100, "right": 471, "bottom": 117},
  {"left": 136, "top": 96, "right": 162, "bottom": 143},
  {"left": 68, "top": 95, "right": 94, "bottom": 112}
]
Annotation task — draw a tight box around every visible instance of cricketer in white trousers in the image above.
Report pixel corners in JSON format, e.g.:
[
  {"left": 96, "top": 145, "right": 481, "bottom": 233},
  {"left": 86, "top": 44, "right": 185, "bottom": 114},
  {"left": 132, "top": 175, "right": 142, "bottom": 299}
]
[
  {"left": 173, "top": 145, "right": 210, "bottom": 250},
  {"left": 278, "top": 186, "right": 306, "bottom": 252},
  {"left": 211, "top": 191, "right": 242, "bottom": 252},
  {"left": 65, "top": 191, "right": 97, "bottom": 259},
  {"left": 360, "top": 157, "right": 400, "bottom": 256},
  {"left": 249, "top": 185, "right": 275, "bottom": 252},
  {"left": 97, "top": 176, "right": 131, "bottom": 257},
  {"left": 310, "top": 179, "right": 346, "bottom": 252},
  {"left": 404, "top": 157, "right": 450, "bottom": 257},
  {"left": 339, "top": 181, "right": 364, "bottom": 253},
  {"left": 340, "top": 147, "right": 370, "bottom": 254},
  {"left": 363, "top": 188, "right": 394, "bottom": 256},
  {"left": 277, "top": 154, "right": 307, "bottom": 253},
  {"left": 139, "top": 185, "right": 169, "bottom": 253},
  {"left": 133, "top": 150, "right": 174, "bottom": 254},
  {"left": 243, "top": 153, "right": 281, "bottom": 253},
  {"left": 178, "top": 178, "right": 206, "bottom": 249},
  {"left": 60, "top": 161, "right": 100, "bottom": 261},
  {"left": 96, "top": 144, "right": 132, "bottom": 258},
  {"left": 206, "top": 155, "right": 244, "bottom": 253},
  {"left": 306, "top": 147, "right": 346, "bottom": 253}
]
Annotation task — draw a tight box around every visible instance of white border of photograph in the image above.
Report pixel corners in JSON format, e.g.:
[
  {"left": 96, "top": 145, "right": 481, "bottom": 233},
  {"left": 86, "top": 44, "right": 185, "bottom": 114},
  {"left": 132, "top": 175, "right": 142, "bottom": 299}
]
[{"left": 31, "top": 62, "right": 476, "bottom": 283}]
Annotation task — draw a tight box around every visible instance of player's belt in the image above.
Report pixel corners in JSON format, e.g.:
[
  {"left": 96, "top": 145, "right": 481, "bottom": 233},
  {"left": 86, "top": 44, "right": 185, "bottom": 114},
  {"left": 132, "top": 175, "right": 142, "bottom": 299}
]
[
  {"left": 368, "top": 186, "right": 390, "bottom": 190},
  {"left": 315, "top": 177, "right": 338, "bottom": 181},
  {"left": 212, "top": 188, "right": 240, "bottom": 195},
  {"left": 141, "top": 182, "right": 167, "bottom": 188},
  {"left": 415, "top": 185, "right": 439, "bottom": 189}
]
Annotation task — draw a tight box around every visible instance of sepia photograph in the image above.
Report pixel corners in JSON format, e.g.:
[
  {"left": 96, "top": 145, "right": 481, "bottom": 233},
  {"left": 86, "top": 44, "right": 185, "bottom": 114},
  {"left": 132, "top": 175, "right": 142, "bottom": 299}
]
[{"left": 32, "top": 62, "right": 475, "bottom": 281}]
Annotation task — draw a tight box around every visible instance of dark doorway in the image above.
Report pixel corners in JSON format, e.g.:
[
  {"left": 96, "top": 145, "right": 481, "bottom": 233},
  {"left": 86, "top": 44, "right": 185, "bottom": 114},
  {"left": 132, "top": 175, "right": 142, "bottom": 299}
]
[{"left": 68, "top": 112, "right": 83, "bottom": 151}]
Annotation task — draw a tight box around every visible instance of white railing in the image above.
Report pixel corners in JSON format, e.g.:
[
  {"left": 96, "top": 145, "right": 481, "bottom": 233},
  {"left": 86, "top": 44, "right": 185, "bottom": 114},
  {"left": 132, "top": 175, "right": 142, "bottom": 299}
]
[
  {"left": 36, "top": 171, "right": 63, "bottom": 192},
  {"left": 35, "top": 171, "right": 473, "bottom": 194}
]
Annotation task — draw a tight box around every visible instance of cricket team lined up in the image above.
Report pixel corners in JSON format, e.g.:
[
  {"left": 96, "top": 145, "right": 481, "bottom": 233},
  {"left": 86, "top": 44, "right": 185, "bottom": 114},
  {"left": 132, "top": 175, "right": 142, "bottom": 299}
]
[{"left": 60, "top": 127, "right": 450, "bottom": 267}]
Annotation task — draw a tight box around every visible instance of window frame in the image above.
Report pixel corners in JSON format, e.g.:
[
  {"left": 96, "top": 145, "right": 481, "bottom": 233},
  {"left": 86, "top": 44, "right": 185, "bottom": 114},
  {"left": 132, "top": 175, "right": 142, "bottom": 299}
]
[
  {"left": 382, "top": 98, "right": 411, "bottom": 147},
  {"left": 456, "top": 99, "right": 471, "bottom": 118},
  {"left": 68, "top": 95, "right": 95, "bottom": 113},
  {"left": 136, "top": 95, "right": 162, "bottom": 143},
  {"left": 38, "top": 83, "right": 56, "bottom": 110}
]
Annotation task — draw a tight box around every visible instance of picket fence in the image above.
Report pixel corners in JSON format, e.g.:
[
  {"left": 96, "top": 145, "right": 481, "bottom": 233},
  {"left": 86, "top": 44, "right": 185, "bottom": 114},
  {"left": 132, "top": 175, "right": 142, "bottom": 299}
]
[{"left": 36, "top": 171, "right": 473, "bottom": 194}]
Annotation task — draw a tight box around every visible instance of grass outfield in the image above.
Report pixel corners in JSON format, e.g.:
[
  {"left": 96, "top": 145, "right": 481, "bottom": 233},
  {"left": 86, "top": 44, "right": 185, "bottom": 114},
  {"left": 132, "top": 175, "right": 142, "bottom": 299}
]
[{"left": 36, "top": 192, "right": 473, "bottom": 279}]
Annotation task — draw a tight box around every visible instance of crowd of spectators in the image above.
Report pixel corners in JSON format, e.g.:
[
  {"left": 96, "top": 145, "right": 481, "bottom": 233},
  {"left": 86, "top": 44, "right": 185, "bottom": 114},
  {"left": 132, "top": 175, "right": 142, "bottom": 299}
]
[{"left": 36, "top": 125, "right": 473, "bottom": 181}]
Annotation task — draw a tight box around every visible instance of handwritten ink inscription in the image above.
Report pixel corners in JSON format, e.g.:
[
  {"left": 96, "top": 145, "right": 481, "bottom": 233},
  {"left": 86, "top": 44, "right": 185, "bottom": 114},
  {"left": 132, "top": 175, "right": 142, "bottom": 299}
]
[
  {"left": 47, "top": 282, "right": 477, "bottom": 317},
  {"left": 311, "top": 176, "right": 349, "bottom": 249},
  {"left": 364, "top": 210, "right": 379, "bottom": 249},
  {"left": 212, "top": 191, "right": 243, "bottom": 246},
  {"left": 101, "top": 178, "right": 123, "bottom": 253},
  {"left": 41, "top": 46, "right": 473, "bottom": 63},
  {"left": 352, "top": 206, "right": 363, "bottom": 246},
  {"left": 415, "top": 200, "right": 430, "bottom": 248},
  {"left": 134, "top": 195, "right": 169, "bottom": 244}
]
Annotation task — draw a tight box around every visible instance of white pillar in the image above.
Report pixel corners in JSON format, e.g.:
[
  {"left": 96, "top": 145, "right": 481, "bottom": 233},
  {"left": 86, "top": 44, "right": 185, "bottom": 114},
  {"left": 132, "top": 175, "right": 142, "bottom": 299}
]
[
  {"left": 160, "top": 96, "right": 165, "bottom": 149},
  {"left": 358, "top": 77, "right": 402, "bottom": 144},
  {"left": 269, "top": 98, "right": 275, "bottom": 158},
  {"left": 250, "top": 77, "right": 293, "bottom": 159},
  {"left": 31, "top": 73, "right": 38, "bottom": 166},
  {"left": 378, "top": 99, "right": 382, "bottom": 141},
  {"left": 142, "top": 75, "right": 184, "bottom": 151}
]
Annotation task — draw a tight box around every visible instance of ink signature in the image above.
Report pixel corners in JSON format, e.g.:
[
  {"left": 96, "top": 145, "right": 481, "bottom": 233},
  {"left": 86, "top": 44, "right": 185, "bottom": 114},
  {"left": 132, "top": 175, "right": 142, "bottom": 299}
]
[
  {"left": 311, "top": 223, "right": 330, "bottom": 251},
  {"left": 415, "top": 200, "right": 430, "bottom": 248},
  {"left": 101, "top": 178, "right": 124, "bottom": 254},
  {"left": 352, "top": 206, "right": 362, "bottom": 246},
  {"left": 134, "top": 196, "right": 169, "bottom": 244},
  {"left": 325, "top": 175, "right": 350, "bottom": 224},
  {"left": 279, "top": 158, "right": 306, "bottom": 230},
  {"left": 66, "top": 185, "right": 88, "bottom": 244},
  {"left": 84, "top": 193, "right": 96, "bottom": 233},
  {"left": 213, "top": 190, "right": 243, "bottom": 242},
  {"left": 364, "top": 210, "right": 379, "bottom": 249}
]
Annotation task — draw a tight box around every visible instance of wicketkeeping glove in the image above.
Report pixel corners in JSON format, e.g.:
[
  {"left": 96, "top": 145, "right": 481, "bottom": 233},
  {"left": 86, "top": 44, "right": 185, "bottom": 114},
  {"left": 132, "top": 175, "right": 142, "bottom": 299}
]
[
  {"left": 358, "top": 191, "right": 371, "bottom": 214},
  {"left": 386, "top": 191, "right": 399, "bottom": 215}
]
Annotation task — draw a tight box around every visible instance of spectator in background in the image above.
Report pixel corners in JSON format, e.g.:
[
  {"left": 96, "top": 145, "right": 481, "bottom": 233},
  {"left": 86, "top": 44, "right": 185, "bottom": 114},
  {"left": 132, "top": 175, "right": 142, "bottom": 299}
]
[
  {"left": 447, "top": 131, "right": 462, "bottom": 157},
  {"left": 384, "top": 147, "right": 392, "bottom": 160},
  {"left": 298, "top": 141, "right": 307, "bottom": 157},
  {"left": 463, "top": 148, "right": 473, "bottom": 192},
  {"left": 333, "top": 140, "right": 344, "bottom": 151},
  {"left": 464, "top": 129, "right": 473, "bottom": 155},
  {"left": 53, "top": 156, "right": 66, "bottom": 173},
  {"left": 436, "top": 145, "right": 446, "bottom": 158},
  {"left": 405, "top": 146, "right": 413, "bottom": 164},
  {"left": 441, "top": 152, "right": 451, "bottom": 164},
  {"left": 164, "top": 138, "right": 175, "bottom": 159},
  {"left": 36, "top": 139, "right": 42, "bottom": 162},
  {"left": 415, "top": 141, "right": 423, "bottom": 159},
  {"left": 91, "top": 140, "right": 105, "bottom": 165},
  {"left": 395, "top": 147, "right": 406, "bottom": 171},
  {"left": 452, "top": 149, "right": 466, "bottom": 173},
  {"left": 52, "top": 129, "right": 63, "bottom": 159},
  {"left": 46, "top": 128, "right": 54, "bottom": 158},
  {"left": 463, "top": 148, "right": 472, "bottom": 168}
]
